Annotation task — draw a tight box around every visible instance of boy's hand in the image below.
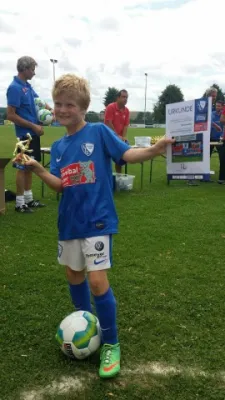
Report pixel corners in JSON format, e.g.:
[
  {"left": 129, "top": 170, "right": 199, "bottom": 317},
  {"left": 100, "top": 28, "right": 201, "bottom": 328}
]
[
  {"left": 12, "top": 153, "right": 23, "bottom": 163},
  {"left": 24, "top": 156, "right": 43, "bottom": 173},
  {"left": 153, "top": 137, "right": 176, "bottom": 156}
]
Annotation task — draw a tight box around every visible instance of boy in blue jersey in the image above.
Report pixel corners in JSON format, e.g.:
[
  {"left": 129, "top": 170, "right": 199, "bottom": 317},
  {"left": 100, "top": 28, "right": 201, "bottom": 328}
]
[
  {"left": 24, "top": 74, "right": 175, "bottom": 378},
  {"left": 6, "top": 56, "right": 53, "bottom": 213}
]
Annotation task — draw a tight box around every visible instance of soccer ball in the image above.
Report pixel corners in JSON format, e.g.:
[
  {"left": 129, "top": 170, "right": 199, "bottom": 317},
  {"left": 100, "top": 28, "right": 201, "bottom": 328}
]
[
  {"left": 55, "top": 311, "right": 101, "bottom": 360},
  {"left": 34, "top": 97, "right": 46, "bottom": 114},
  {"left": 38, "top": 109, "right": 53, "bottom": 126}
]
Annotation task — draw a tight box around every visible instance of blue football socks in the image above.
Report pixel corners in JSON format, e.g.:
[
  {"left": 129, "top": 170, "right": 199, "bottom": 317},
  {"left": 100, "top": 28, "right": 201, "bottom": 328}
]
[
  {"left": 69, "top": 279, "right": 92, "bottom": 313},
  {"left": 93, "top": 287, "right": 118, "bottom": 345}
]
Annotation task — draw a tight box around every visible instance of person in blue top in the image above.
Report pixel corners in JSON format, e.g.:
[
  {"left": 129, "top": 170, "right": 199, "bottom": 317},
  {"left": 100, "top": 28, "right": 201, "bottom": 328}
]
[
  {"left": 205, "top": 86, "right": 218, "bottom": 112},
  {"left": 210, "top": 100, "right": 223, "bottom": 155},
  {"left": 24, "top": 73, "right": 175, "bottom": 379},
  {"left": 6, "top": 56, "right": 53, "bottom": 213}
]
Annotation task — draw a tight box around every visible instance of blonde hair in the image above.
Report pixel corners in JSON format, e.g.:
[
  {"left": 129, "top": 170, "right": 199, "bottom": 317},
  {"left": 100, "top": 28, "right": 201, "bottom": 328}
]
[{"left": 52, "top": 74, "right": 91, "bottom": 111}]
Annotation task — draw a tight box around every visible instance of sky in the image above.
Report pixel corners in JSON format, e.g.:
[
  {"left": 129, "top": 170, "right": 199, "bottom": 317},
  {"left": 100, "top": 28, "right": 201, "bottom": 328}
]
[{"left": 0, "top": 0, "right": 225, "bottom": 112}]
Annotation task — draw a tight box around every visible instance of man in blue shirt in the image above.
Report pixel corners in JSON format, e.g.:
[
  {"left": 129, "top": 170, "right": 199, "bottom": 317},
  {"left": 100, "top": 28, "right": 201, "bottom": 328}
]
[
  {"left": 218, "top": 105, "right": 225, "bottom": 184},
  {"left": 210, "top": 100, "right": 223, "bottom": 156},
  {"left": 6, "top": 56, "right": 53, "bottom": 213},
  {"left": 205, "top": 86, "right": 218, "bottom": 112},
  {"left": 24, "top": 73, "right": 175, "bottom": 379},
  {"left": 200, "top": 91, "right": 222, "bottom": 182}
]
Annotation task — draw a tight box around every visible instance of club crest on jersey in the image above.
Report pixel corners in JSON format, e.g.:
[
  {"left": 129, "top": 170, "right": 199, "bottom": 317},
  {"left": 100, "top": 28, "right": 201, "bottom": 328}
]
[{"left": 81, "top": 143, "right": 94, "bottom": 156}]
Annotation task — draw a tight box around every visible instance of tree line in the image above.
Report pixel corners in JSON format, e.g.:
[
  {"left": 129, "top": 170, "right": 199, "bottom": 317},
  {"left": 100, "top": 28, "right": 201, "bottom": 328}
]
[
  {"left": 85, "top": 83, "right": 225, "bottom": 124},
  {"left": 2, "top": 83, "right": 223, "bottom": 125}
]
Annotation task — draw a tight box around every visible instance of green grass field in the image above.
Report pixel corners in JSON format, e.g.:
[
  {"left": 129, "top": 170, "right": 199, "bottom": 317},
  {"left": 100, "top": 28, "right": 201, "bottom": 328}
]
[
  {"left": 172, "top": 155, "right": 203, "bottom": 163},
  {"left": 1, "top": 125, "right": 225, "bottom": 400}
]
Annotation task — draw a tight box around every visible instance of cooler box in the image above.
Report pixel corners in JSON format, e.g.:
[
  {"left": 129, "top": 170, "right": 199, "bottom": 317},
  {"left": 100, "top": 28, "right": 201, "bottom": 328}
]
[
  {"left": 113, "top": 173, "right": 135, "bottom": 191},
  {"left": 134, "top": 136, "right": 151, "bottom": 147}
]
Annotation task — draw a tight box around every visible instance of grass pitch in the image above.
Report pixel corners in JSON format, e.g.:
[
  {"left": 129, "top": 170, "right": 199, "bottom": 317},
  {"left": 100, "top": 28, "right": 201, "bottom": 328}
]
[{"left": 1, "top": 125, "right": 225, "bottom": 399}]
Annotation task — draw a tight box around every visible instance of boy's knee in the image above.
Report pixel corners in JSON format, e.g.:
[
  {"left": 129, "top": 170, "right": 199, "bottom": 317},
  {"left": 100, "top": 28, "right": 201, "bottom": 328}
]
[
  {"left": 66, "top": 267, "right": 85, "bottom": 285},
  {"left": 88, "top": 271, "right": 109, "bottom": 296}
]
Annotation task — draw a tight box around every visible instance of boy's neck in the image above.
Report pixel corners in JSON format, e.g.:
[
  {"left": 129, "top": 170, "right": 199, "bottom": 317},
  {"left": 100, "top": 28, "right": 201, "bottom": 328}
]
[{"left": 66, "top": 120, "right": 87, "bottom": 135}]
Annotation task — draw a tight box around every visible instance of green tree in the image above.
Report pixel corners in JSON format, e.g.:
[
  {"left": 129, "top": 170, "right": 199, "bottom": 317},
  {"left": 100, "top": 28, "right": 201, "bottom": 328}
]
[
  {"left": 203, "top": 83, "right": 225, "bottom": 102},
  {"left": 134, "top": 112, "right": 144, "bottom": 123},
  {"left": 134, "top": 111, "right": 153, "bottom": 124},
  {"left": 103, "top": 87, "right": 119, "bottom": 107},
  {"left": 85, "top": 111, "right": 100, "bottom": 123},
  {"left": 145, "top": 112, "right": 153, "bottom": 125},
  {"left": 153, "top": 84, "right": 184, "bottom": 123}
]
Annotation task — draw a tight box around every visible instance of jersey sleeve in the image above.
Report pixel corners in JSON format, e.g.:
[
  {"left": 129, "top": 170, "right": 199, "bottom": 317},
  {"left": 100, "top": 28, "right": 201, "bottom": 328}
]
[
  {"left": 222, "top": 106, "right": 225, "bottom": 115},
  {"left": 50, "top": 142, "right": 61, "bottom": 178},
  {"left": 100, "top": 124, "right": 131, "bottom": 163},
  {"left": 6, "top": 85, "right": 22, "bottom": 108},
  {"left": 104, "top": 104, "right": 114, "bottom": 122}
]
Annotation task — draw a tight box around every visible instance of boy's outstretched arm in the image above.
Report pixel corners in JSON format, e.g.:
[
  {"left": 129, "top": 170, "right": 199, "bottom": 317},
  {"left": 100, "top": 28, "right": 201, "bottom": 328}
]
[
  {"left": 122, "top": 137, "right": 175, "bottom": 163},
  {"left": 24, "top": 159, "right": 63, "bottom": 193}
]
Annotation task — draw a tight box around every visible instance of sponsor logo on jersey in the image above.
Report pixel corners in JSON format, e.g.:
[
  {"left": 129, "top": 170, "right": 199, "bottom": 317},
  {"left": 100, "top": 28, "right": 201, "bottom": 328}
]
[{"left": 60, "top": 161, "right": 95, "bottom": 187}]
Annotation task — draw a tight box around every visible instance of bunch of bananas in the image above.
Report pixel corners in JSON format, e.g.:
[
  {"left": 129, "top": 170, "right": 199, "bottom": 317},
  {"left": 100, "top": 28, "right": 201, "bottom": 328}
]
[{"left": 151, "top": 135, "right": 164, "bottom": 144}]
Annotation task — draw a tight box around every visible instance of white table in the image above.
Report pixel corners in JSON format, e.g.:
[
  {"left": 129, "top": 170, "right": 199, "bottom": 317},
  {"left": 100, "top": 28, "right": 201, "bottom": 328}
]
[
  {"left": 40, "top": 147, "right": 60, "bottom": 200},
  {"left": 125, "top": 145, "right": 154, "bottom": 190}
]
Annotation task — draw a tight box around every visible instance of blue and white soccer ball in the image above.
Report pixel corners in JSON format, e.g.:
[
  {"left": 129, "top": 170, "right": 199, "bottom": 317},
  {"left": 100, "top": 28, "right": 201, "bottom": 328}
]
[
  {"left": 34, "top": 97, "right": 46, "bottom": 114},
  {"left": 38, "top": 109, "right": 53, "bottom": 126},
  {"left": 55, "top": 311, "right": 101, "bottom": 360}
]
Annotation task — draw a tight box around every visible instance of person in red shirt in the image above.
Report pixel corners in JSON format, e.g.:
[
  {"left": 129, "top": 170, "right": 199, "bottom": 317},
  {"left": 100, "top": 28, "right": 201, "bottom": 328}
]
[
  {"left": 104, "top": 90, "right": 130, "bottom": 173},
  {"left": 220, "top": 105, "right": 225, "bottom": 129}
]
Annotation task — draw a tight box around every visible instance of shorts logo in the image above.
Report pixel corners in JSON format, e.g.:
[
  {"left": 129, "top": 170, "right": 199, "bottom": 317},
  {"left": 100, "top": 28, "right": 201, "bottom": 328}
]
[
  {"left": 81, "top": 143, "right": 94, "bottom": 156},
  {"left": 58, "top": 243, "right": 63, "bottom": 257},
  {"left": 86, "top": 252, "right": 106, "bottom": 259},
  {"left": 94, "top": 259, "right": 105, "bottom": 265},
  {"left": 95, "top": 241, "right": 104, "bottom": 251}
]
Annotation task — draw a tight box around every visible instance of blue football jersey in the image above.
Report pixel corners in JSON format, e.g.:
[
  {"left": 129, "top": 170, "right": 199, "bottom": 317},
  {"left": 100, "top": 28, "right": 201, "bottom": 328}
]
[
  {"left": 50, "top": 123, "right": 131, "bottom": 240},
  {"left": 6, "top": 76, "right": 39, "bottom": 138},
  {"left": 211, "top": 111, "right": 223, "bottom": 140}
]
